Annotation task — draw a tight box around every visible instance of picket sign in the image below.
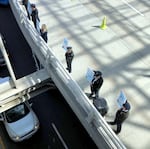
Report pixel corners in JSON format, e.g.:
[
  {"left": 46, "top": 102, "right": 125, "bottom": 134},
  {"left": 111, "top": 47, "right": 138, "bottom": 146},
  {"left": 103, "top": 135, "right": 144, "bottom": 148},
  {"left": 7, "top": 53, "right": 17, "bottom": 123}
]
[
  {"left": 27, "top": 1, "right": 32, "bottom": 15},
  {"left": 62, "top": 38, "right": 69, "bottom": 51},
  {"left": 36, "top": 19, "right": 41, "bottom": 34},
  {"left": 117, "top": 90, "right": 127, "bottom": 108},
  {"left": 86, "top": 67, "right": 94, "bottom": 83}
]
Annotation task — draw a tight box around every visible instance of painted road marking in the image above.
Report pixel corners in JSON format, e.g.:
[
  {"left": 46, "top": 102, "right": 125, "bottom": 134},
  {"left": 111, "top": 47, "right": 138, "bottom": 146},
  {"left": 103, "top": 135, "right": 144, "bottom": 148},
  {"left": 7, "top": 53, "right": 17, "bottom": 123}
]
[
  {"left": 52, "top": 123, "right": 69, "bottom": 149},
  {"left": 121, "top": 0, "right": 145, "bottom": 16}
]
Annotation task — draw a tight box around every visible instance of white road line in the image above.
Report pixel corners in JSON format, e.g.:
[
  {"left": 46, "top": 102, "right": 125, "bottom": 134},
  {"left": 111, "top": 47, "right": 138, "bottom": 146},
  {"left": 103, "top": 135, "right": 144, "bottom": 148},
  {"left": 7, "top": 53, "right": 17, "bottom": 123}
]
[
  {"left": 52, "top": 123, "right": 69, "bottom": 149},
  {"left": 122, "top": 0, "right": 145, "bottom": 16}
]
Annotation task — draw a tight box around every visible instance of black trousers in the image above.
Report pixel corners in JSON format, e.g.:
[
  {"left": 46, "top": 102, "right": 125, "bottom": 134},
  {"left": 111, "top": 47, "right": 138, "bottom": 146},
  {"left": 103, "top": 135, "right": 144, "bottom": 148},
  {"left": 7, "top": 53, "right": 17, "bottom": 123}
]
[
  {"left": 90, "top": 85, "right": 100, "bottom": 98},
  {"left": 66, "top": 57, "right": 73, "bottom": 73},
  {"left": 25, "top": 6, "right": 31, "bottom": 20}
]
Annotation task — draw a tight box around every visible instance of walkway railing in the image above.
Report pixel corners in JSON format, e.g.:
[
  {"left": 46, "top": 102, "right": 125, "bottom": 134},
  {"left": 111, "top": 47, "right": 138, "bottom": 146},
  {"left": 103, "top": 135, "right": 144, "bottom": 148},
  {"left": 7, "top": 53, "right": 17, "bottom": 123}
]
[{"left": 9, "top": 0, "right": 126, "bottom": 148}]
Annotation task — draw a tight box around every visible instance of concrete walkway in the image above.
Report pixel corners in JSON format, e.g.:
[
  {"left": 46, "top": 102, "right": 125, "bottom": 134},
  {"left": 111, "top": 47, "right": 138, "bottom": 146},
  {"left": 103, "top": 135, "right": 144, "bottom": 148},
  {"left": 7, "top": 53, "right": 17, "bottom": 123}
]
[{"left": 30, "top": 0, "right": 150, "bottom": 148}]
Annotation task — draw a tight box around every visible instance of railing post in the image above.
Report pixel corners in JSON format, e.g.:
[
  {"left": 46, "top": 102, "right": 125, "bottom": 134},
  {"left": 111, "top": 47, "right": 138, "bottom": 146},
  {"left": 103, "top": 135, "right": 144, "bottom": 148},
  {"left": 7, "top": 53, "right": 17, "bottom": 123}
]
[{"left": 0, "top": 35, "right": 17, "bottom": 88}]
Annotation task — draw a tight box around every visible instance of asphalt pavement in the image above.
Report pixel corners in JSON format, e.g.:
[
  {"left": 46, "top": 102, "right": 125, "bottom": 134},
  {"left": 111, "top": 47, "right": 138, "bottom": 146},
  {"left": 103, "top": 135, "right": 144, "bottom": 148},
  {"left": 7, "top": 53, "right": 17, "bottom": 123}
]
[
  {"left": 0, "top": 5, "right": 36, "bottom": 79},
  {"left": 29, "top": 0, "right": 150, "bottom": 149}
]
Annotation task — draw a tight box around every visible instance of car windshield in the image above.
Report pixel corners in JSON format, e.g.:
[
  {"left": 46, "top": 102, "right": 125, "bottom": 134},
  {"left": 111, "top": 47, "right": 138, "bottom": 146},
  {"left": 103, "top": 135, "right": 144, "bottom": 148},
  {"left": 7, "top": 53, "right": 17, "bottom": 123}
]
[{"left": 5, "top": 103, "right": 30, "bottom": 123}]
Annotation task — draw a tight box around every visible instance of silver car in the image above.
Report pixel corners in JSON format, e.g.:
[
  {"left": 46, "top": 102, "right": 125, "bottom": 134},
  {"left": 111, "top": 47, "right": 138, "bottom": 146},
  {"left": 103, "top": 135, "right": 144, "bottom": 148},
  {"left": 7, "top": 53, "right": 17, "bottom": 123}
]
[{"left": 0, "top": 101, "right": 39, "bottom": 142}]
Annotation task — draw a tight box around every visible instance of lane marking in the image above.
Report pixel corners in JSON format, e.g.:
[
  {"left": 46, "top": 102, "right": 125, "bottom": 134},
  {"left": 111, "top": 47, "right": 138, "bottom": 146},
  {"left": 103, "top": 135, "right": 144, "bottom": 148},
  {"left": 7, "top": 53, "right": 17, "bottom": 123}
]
[
  {"left": 121, "top": 0, "right": 144, "bottom": 16},
  {"left": 51, "top": 123, "right": 69, "bottom": 149}
]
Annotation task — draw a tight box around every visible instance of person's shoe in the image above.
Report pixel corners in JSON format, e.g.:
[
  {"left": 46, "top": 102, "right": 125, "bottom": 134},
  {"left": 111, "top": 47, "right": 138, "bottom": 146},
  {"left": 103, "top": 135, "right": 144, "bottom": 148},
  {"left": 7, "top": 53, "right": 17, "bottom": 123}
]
[
  {"left": 89, "top": 93, "right": 93, "bottom": 98},
  {"left": 113, "top": 130, "right": 120, "bottom": 135},
  {"left": 107, "top": 121, "right": 115, "bottom": 125},
  {"left": 66, "top": 68, "right": 71, "bottom": 73}
]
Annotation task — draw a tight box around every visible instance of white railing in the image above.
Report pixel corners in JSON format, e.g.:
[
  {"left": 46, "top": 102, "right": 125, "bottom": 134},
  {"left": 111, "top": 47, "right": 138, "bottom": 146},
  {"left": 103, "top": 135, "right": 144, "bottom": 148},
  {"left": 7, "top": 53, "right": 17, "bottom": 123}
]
[{"left": 9, "top": 0, "right": 126, "bottom": 148}]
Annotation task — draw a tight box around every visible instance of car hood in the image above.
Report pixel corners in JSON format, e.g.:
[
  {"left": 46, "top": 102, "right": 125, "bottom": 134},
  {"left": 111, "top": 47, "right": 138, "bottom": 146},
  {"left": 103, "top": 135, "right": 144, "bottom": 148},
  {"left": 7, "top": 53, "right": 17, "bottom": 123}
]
[{"left": 6, "top": 112, "right": 35, "bottom": 137}]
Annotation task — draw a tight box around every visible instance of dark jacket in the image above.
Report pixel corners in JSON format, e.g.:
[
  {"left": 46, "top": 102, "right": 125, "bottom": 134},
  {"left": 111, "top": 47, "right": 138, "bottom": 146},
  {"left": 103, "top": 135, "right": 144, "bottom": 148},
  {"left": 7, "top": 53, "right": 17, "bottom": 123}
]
[
  {"left": 116, "top": 100, "right": 131, "bottom": 123},
  {"left": 65, "top": 50, "right": 74, "bottom": 59},
  {"left": 22, "top": 0, "right": 28, "bottom": 8},
  {"left": 31, "top": 8, "right": 40, "bottom": 22},
  {"left": 91, "top": 76, "right": 103, "bottom": 90},
  {"left": 40, "top": 30, "right": 48, "bottom": 43}
]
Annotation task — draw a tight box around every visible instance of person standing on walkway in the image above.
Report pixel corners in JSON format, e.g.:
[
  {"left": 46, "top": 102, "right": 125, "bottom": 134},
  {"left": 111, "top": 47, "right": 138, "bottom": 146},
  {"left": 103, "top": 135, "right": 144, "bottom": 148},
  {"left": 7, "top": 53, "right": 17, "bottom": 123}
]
[
  {"left": 40, "top": 24, "right": 48, "bottom": 43},
  {"left": 31, "top": 4, "right": 40, "bottom": 30},
  {"left": 65, "top": 46, "right": 74, "bottom": 73},
  {"left": 89, "top": 71, "right": 103, "bottom": 98},
  {"left": 107, "top": 100, "right": 131, "bottom": 134},
  {"left": 22, "top": 0, "right": 31, "bottom": 19}
]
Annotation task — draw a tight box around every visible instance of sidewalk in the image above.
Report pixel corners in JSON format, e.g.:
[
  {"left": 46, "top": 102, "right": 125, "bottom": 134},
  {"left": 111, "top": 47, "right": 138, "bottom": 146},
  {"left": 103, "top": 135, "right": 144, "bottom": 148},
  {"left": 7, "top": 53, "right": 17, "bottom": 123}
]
[{"left": 32, "top": 0, "right": 150, "bottom": 148}]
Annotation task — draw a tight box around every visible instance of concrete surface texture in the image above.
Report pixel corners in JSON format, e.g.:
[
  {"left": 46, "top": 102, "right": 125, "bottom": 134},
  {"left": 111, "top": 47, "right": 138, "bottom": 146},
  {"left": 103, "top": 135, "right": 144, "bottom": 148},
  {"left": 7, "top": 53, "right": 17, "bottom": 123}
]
[{"left": 30, "top": 0, "right": 150, "bottom": 148}]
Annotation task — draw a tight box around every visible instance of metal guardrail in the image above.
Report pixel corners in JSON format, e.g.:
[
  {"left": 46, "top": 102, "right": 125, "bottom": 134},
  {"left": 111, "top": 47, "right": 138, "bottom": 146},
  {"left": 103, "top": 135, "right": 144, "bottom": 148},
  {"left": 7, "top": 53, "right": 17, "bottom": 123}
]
[
  {"left": 0, "top": 69, "right": 51, "bottom": 113},
  {"left": 9, "top": 0, "right": 126, "bottom": 148},
  {"left": 0, "top": 33, "right": 17, "bottom": 88},
  {"left": 0, "top": 32, "right": 53, "bottom": 113}
]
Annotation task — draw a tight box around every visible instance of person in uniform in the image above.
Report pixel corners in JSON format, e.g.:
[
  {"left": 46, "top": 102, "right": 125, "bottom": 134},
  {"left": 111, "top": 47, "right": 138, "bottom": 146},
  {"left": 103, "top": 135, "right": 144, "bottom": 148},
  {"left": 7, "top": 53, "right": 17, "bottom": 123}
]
[
  {"left": 107, "top": 100, "right": 131, "bottom": 134},
  {"left": 65, "top": 46, "right": 74, "bottom": 73},
  {"left": 89, "top": 71, "right": 103, "bottom": 98},
  {"left": 31, "top": 4, "right": 40, "bottom": 30},
  {"left": 22, "top": 0, "right": 30, "bottom": 19}
]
